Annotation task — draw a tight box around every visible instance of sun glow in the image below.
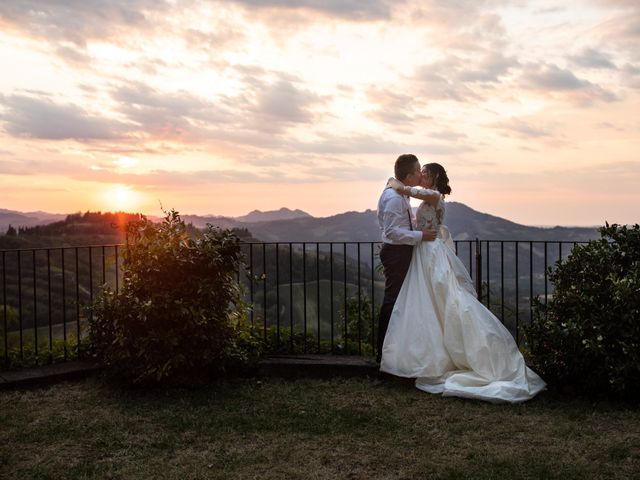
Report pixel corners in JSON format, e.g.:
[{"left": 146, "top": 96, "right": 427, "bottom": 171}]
[{"left": 104, "top": 184, "right": 140, "bottom": 212}]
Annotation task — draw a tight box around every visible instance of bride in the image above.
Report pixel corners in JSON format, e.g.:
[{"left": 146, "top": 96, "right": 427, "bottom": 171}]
[{"left": 380, "top": 163, "right": 546, "bottom": 403}]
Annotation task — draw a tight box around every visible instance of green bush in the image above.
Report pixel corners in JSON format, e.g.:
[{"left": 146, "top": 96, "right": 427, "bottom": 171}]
[
  {"left": 526, "top": 223, "right": 640, "bottom": 398},
  {"left": 343, "top": 294, "right": 375, "bottom": 355},
  {"left": 261, "top": 325, "right": 319, "bottom": 354},
  {"left": 1, "top": 336, "right": 81, "bottom": 369},
  {"left": 1, "top": 305, "right": 86, "bottom": 369},
  {"left": 89, "top": 210, "right": 263, "bottom": 385},
  {"left": 0, "top": 304, "right": 19, "bottom": 339},
  {"left": 258, "top": 324, "right": 374, "bottom": 356}
]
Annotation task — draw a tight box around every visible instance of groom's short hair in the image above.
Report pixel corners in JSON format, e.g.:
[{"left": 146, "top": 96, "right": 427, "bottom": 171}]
[{"left": 395, "top": 154, "right": 419, "bottom": 181}]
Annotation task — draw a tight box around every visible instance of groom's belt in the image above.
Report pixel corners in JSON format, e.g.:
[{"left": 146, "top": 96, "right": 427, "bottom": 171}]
[{"left": 381, "top": 243, "right": 414, "bottom": 249}]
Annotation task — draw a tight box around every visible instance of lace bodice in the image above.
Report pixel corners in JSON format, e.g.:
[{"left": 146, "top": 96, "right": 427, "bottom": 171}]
[{"left": 415, "top": 194, "right": 445, "bottom": 230}]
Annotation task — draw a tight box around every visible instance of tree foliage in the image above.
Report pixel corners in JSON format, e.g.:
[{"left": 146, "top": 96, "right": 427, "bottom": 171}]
[
  {"left": 89, "top": 210, "right": 261, "bottom": 385},
  {"left": 526, "top": 223, "right": 640, "bottom": 398}
]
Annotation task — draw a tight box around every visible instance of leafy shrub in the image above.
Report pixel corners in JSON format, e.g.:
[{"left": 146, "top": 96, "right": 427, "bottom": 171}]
[
  {"left": 1, "top": 336, "right": 81, "bottom": 369},
  {"left": 526, "top": 223, "right": 640, "bottom": 398},
  {"left": 89, "top": 210, "right": 263, "bottom": 385},
  {"left": 343, "top": 294, "right": 375, "bottom": 355},
  {"left": 0, "top": 305, "right": 87, "bottom": 369},
  {"left": 254, "top": 294, "right": 376, "bottom": 355},
  {"left": 0, "top": 304, "right": 19, "bottom": 334},
  {"left": 261, "top": 325, "right": 319, "bottom": 354},
  {"left": 259, "top": 325, "right": 373, "bottom": 356}
]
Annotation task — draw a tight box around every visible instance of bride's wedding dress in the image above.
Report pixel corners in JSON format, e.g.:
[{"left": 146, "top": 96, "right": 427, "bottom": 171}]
[{"left": 380, "top": 192, "right": 546, "bottom": 403}]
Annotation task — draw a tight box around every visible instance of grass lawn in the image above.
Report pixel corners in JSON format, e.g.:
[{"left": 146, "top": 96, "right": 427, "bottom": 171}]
[{"left": 1, "top": 375, "right": 639, "bottom": 479}]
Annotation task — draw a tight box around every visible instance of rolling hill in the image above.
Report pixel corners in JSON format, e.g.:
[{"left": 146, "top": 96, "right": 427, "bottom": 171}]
[
  {"left": 186, "top": 203, "right": 599, "bottom": 243},
  {"left": 1, "top": 203, "right": 600, "bottom": 244},
  {"left": 0, "top": 209, "right": 66, "bottom": 233}
]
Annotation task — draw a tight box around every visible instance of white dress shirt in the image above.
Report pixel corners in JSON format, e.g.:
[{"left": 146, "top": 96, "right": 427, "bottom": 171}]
[{"left": 377, "top": 186, "right": 422, "bottom": 245}]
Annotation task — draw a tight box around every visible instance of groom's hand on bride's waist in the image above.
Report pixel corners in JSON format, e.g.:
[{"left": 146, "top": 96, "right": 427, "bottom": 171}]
[{"left": 421, "top": 228, "right": 438, "bottom": 241}]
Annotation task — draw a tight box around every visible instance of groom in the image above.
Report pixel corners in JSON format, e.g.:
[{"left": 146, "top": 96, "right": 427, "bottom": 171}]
[{"left": 376, "top": 154, "right": 437, "bottom": 364}]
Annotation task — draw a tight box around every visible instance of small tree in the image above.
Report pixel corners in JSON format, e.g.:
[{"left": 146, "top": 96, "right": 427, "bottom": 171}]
[
  {"left": 526, "top": 223, "right": 640, "bottom": 398},
  {"left": 339, "top": 293, "right": 375, "bottom": 355},
  {"left": 90, "top": 210, "right": 261, "bottom": 385}
]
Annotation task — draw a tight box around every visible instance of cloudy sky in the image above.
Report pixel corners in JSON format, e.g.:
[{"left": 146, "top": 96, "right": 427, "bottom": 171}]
[{"left": 0, "top": 0, "right": 638, "bottom": 226}]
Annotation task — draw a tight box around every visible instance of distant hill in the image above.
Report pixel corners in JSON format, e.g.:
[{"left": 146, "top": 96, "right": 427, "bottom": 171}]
[
  {"left": 0, "top": 211, "right": 143, "bottom": 249},
  {"left": 443, "top": 202, "right": 598, "bottom": 242},
  {"left": 0, "top": 211, "right": 259, "bottom": 249},
  {"left": 0, "top": 208, "right": 66, "bottom": 233},
  {"left": 196, "top": 203, "right": 599, "bottom": 243},
  {"left": 235, "top": 207, "right": 312, "bottom": 223},
  {"left": 180, "top": 214, "right": 237, "bottom": 230},
  {"left": 179, "top": 208, "right": 311, "bottom": 230},
  {"left": 1, "top": 203, "right": 600, "bottom": 245},
  {"left": 232, "top": 210, "right": 380, "bottom": 242}
]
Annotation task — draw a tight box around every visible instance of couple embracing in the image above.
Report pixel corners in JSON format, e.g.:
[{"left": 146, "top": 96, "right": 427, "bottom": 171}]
[{"left": 376, "top": 154, "right": 546, "bottom": 403}]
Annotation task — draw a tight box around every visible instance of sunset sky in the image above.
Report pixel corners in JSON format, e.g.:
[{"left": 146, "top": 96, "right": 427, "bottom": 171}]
[{"left": 0, "top": 0, "right": 638, "bottom": 226}]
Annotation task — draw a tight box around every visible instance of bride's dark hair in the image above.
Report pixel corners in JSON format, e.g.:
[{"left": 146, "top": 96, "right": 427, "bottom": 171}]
[{"left": 423, "top": 163, "right": 452, "bottom": 197}]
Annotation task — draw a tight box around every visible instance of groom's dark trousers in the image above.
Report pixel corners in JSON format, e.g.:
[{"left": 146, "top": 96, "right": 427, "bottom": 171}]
[{"left": 377, "top": 243, "right": 414, "bottom": 363}]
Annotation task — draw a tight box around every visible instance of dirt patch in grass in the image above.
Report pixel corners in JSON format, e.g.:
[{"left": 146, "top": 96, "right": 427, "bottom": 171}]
[{"left": 1, "top": 376, "right": 639, "bottom": 479}]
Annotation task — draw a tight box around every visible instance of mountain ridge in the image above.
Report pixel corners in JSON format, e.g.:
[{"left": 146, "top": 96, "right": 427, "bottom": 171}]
[
  {"left": 235, "top": 207, "right": 312, "bottom": 223},
  {"left": 1, "top": 204, "right": 599, "bottom": 242},
  {"left": 169, "top": 203, "right": 599, "bottom": 243},
  {"left": 0, "top": 209, "right": 67, "bottom": 232}
]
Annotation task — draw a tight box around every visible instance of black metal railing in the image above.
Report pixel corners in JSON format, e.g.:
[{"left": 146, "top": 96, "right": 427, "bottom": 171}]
[
  {"left": 470, "top": 239, "right": 587, "bottom": 345},
  {"left": 0, "top": 245, "right": 122, "bottom": 368},
  {"left": 0, "top": 239, "right": 588, "bottom": 368}
]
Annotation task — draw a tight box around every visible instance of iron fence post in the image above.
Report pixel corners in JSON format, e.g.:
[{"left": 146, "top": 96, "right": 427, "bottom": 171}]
[{"left": 475, "top": 238, "right": 482, "bottom": 301}]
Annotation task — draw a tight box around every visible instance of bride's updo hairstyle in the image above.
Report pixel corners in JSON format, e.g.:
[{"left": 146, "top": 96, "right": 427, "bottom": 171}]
[{"left": 423, "top": 163, "right": 452, "bottom": 197}]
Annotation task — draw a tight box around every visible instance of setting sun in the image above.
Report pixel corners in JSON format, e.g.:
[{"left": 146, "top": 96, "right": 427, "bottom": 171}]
[{"left": 105, "top": 184, "right": 139, "bottom": 211}]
